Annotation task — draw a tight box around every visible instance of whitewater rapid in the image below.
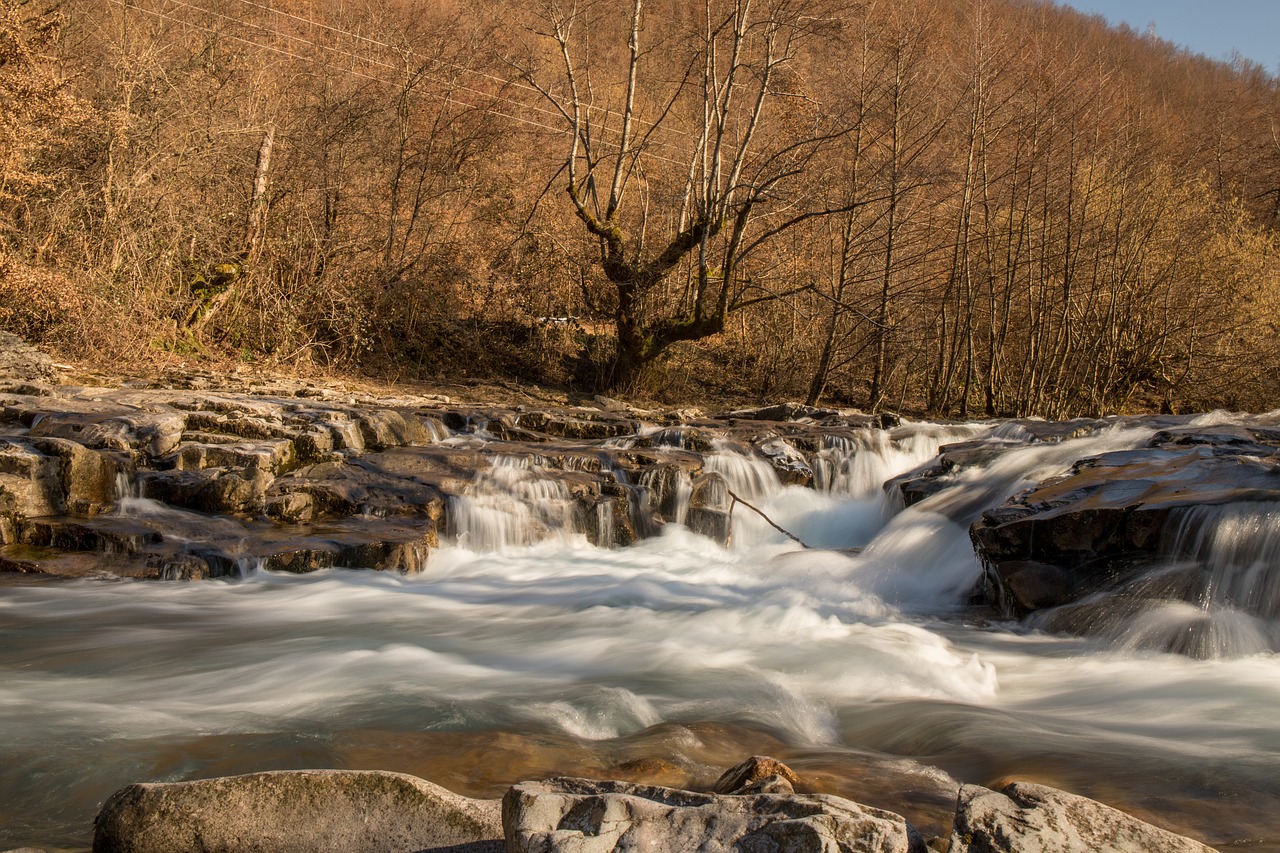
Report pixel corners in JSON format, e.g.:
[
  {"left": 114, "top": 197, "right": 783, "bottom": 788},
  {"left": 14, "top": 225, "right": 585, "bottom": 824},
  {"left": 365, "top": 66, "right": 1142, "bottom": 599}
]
[{"left": 3, "top": 419, "right": 1279, "bottom": 849}]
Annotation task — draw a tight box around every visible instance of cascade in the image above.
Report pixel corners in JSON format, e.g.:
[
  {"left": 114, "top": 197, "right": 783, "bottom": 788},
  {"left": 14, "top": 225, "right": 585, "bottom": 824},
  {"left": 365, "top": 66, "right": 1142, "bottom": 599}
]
[
  {"left": 1165, "top": 502, "right": 1280, "bottom": 619},
  {"left": 10, "top": 412, "right": 1280, "bottom": 852},
  {"left": 448, "top": 455, "right": 579, "bottom": 550},
  {"left": 1090, "top": 502, "right": 1280, "bottom": 657},
  {"left": 814, "top": 424, "right": 982, "bottom": 499},
  {"left": 704, "top": 442, "right": 783, "bottom": 503}
]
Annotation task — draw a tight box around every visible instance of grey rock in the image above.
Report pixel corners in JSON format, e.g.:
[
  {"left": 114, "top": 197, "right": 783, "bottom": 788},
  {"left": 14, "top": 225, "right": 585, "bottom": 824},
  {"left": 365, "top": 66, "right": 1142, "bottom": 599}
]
[
  {"left": 947, "top": 782, "right": 1216, "bottom": 853},
  {"left": 28, "top": 410, "right": 186, "bottom": 458},
  {"left": 0, "top": 331, "right": 58, "bottom": 383},
  {"left": 503, "top": 777, "right": 926, "bottom": 853},
  {"left": 92, "top": 769, "right": 503, "bottom": 853}
]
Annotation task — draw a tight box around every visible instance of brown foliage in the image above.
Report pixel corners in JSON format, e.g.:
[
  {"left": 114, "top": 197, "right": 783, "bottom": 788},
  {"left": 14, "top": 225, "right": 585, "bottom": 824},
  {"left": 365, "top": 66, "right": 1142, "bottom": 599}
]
[{"left": 0, "top": 0, "right": 1276, "bottom": 414}]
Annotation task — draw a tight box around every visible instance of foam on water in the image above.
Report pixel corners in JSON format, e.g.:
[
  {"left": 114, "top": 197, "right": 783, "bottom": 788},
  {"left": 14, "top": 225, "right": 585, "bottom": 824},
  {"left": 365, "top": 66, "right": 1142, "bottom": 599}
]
[{"left": 6, "top": 416, "right": 1280, "bottom": 849}]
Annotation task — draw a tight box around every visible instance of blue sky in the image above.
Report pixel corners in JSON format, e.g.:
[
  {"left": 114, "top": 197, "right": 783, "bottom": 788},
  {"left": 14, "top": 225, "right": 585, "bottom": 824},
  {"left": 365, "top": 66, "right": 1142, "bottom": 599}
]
[{"left": 1059, "top": 0, "right": 1280, "bottom": 73}]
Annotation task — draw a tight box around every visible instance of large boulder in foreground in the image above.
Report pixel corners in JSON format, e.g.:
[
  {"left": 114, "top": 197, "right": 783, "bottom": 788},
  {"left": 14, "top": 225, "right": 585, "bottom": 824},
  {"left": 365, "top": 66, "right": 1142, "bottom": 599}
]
[
  {"left": 948, "top": 782, "right": 1217, "bottom": 853},
  {"left": 502, "top": 777, "right": 926, "bottom": 853},
  {"left": 92, "top": 769, "right": 503, "bottom": 853}
]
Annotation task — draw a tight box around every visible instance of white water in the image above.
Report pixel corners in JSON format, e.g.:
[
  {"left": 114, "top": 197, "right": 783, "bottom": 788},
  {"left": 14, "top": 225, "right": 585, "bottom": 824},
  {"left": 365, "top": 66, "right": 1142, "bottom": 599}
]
[{"left": 3, "top": 421, "right": 1280, "bottom": 849}]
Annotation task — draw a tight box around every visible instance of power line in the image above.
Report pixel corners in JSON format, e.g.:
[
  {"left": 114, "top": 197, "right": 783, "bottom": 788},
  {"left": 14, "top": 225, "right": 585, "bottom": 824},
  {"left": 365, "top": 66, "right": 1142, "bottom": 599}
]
[
  {"left": 224, "top": 0, "right": 701, "bottom": 148},
  {"left": 105, "top": 0, "right": 694, "bottom": 168},
  {"left": 102, "top": 0, "right": 581, "bottom": 139}
]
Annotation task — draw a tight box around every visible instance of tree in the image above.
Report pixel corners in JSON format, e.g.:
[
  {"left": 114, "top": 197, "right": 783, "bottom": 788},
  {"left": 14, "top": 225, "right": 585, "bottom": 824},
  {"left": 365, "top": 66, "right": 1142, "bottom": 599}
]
[
  {"left": 0, "top": 0, "right": 91, "bottom": 240},
  {"left": 521, "top": 0, "right": 857, "bottom": 390}
]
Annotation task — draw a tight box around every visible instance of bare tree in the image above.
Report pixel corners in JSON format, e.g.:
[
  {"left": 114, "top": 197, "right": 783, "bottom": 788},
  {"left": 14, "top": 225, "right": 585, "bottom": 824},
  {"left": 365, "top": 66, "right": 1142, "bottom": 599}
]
[{"left": 521, "top": 0, "right": 858, "bottom": 389}]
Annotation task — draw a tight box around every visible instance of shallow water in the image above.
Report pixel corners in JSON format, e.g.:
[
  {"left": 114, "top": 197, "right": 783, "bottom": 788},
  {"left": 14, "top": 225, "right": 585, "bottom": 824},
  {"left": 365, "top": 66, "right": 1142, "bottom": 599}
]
[{"left": 2, "top": 422, "right": 1279, "bottom": 849}]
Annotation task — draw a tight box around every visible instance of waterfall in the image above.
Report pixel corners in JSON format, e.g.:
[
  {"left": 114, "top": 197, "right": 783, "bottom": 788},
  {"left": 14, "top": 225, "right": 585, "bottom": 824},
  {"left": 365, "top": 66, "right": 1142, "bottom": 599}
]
[
  {"left": 448, "top": 455, "right": 579, "bottom": 550},
  {"left": 1165, "top": 502, "right": 1280, "bottom": 620},
  {"left": 1027, "top": 501, "right": 1280, "bottom": 659},
  {"left": 813, "top": 424, "right": 984, "bottom": 499},
  {"left": 1107, "top": 502, "right": 1280, "bottom": 657},
  {"left": 704, "top": 442, "right": 782, "bottom": 503}
]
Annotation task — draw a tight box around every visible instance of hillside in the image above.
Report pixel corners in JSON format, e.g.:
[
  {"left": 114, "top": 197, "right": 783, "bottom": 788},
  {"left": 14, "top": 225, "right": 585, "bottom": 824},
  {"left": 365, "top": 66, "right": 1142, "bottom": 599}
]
[{"left": 1, "top": 0, "right": 1278, "bottom": 416}]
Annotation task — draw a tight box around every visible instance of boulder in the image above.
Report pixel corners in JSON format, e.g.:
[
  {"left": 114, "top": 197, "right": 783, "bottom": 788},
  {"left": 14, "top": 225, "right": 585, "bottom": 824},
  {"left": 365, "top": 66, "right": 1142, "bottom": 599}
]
[
  {"left": 757, "top": 437, "right": 814, "bottom": 487},
  {"left": 970, "top": 444, "right": 1280, "bottom": 616},
  {"left": 28, "top": 410, "right": 186, "bottom": 458},
  {"left": 28, "top": 437, "right": 124, "bottom": 513},
  {"left": 503, "top": 777, "right": 926, "bottom": 853},
  {"left": 356, "top": 408, "right": 435, "bottom": 449},
  {"left": 92, "top": 769, "right": 503, "bottom": 853},
  {"left": 714, "top": 755, "right": 801, "bottom": 795},
  {"left": 947, "top": 782, "right": 1217, "bottom": 853}
]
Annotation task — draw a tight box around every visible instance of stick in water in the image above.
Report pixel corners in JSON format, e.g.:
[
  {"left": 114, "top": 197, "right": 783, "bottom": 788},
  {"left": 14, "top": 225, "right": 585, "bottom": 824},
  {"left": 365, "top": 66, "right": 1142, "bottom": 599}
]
[{"left": 726, "top": 488, "right": 811, "bottom": 548}]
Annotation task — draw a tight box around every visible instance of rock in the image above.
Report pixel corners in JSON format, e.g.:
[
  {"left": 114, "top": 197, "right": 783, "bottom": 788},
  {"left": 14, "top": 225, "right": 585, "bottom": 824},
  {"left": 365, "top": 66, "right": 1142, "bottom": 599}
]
[
  {"left": 0, "top": 439, "right": 63, "bottom": 525},
  {"left": 503, "top": 777, "right": 926, "bottom": 853},
  {"left": 257, "top": 518, "right": 437, "bottom": 574},
  {"left": 757, "top": 437, "right": 814, "bottom": 487},
  {"left": 688, "top": 472, "right": 732, "bottom": 544},
  {"left": 714, "top": 755, "right": 801, "bottom": 795},
  {"left": 29, "top": 437, "right": 124, "bottom": 513},
  {"left": 28, "top": 410, "right": 186, "bottom": 458},
  {"left": 970, "top": 444, "right": 1280, "bottom": 616},
  {"left": 92, "top": 769, "right": 503, "bottom": 853},
  {"left": 139, "top": 467, "right": 273, "bottom": 515},
  {"left": 356, "top": 408, "right": 434, "bottom": 449},
  {"left": 720, "top": 402, "right": 839, "bottom": 422},
  {"left": 168, "top": 437, "right": 296, "bottom": 475},
  {"left": 993, "top": 561, "right": 1071, "bottom": 615},
  {"left": 0, "top": 331, "right": 58, "bottom": 383},
  {"left": 947, "top": 782, "right": 1217, "bottom": 853},
  {"left": 515, "top": 410, "right": 637, "bottom": 440}
]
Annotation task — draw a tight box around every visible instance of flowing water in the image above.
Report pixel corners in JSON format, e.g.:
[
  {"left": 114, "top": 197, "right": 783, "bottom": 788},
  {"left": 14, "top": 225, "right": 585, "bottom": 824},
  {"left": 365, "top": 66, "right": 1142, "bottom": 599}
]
[{"left": 2, "top": 420, "right": 1280, "bottom": 849}]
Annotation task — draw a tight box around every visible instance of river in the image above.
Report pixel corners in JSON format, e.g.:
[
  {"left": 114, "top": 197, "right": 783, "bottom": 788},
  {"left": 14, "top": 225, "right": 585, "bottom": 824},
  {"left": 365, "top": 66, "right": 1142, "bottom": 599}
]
[{"left": 2, "top": 419, "right": 1277, "bottom": 849}]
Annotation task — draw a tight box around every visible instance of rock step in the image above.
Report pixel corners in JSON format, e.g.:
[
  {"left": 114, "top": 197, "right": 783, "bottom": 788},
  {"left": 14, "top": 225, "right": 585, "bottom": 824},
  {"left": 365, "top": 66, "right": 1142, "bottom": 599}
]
[{"left": 89, "top": 760, "right": 1217, "bottom": 853}]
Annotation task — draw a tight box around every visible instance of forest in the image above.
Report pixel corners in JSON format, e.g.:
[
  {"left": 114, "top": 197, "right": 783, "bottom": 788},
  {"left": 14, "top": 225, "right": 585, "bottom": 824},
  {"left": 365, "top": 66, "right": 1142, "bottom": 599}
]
[{"left": 1, "top": 0, "right": 1278, "bottom": 417}]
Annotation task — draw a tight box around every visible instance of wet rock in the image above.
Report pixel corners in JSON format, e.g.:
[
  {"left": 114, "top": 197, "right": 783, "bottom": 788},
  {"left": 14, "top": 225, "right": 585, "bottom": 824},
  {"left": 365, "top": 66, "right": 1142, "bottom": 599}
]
[
  {"left": 688, "top": 472, "right": 732, "bottom": 544},
  {"left": 139, "top": 467, "right": 273, "bottom": 515},
  {"left": 991, "top": 561, "right": 1071, "bottom": 615},
  {"left": 633, "top": 426, "right": 714, "bottom": 452},
  {"left": 714, "top": 755, "right": 801, "bottom": 795},
  {"left": 947, "top": 782, "right": 1216, "bottom": 853},
  {"left": 16, "top": 516, "right": 162, "bottom": 553},
  {"left": 515, "top": 410, "right": 637, "bottom": 440},
  {"left": 266, "top": 449, "right": 449, "bottom": 522},
  {"left": 970, "top": 445, "right": 1280, "bottom": 615},
  {"left": 503, "top": 777, "right": 926, "bottom": 853},
  {"left": 92, "top": 769, "right": 503, "bottom": 853},
  {"left": 887, "top": 440, "right": 1022, "bottom": 508},
  {"left": 720, "top": 402, "right": 840, "bottom": 422},
  {"left": 579, "top": 492, "right": 639, "bottom": 548},
  {"left": 258, "top": 519, "right": 437, "bottom": 574},
  {"left": 757, "top": 437, "right": 814, "bottom": 487}
]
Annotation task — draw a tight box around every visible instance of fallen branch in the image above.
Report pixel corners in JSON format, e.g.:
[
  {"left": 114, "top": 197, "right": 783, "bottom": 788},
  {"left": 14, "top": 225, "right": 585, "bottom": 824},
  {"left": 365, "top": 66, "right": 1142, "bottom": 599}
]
[{"left": 726, "top": 488, "right": 811, "bottom": 548}]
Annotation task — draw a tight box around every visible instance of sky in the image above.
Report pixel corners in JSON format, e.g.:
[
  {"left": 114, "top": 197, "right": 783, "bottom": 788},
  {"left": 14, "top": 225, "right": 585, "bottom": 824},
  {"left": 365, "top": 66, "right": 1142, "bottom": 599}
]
[{"left": 1058, "top": 0, "right": 1280, "bottom": 74}]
